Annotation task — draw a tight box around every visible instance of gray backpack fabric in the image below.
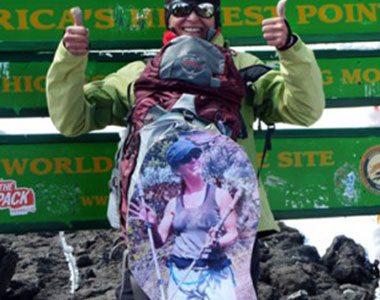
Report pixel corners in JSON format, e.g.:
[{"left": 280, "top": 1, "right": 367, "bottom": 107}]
[
  {"left": 159, "top": 35, "right": 225, "bottom": 88},
  {"left": 107, "top": 94, "right": 219, "bottom": 228}
]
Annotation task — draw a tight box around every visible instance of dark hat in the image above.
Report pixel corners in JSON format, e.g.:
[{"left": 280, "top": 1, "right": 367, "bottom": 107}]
[
  {"left": 166, "top": 138, "right": 202, "bottom": 168},
  {"left": 164, "top": 0, "right": 221, "bottom": 29}
]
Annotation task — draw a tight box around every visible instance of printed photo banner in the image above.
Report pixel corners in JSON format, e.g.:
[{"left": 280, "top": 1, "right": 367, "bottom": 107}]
[
  {"left": 0, "top": 129, "right": 380, "bottom": 233},
  {"left": 1, "top": 52, "right": 380, "bottom": 117},
  {"left": 127, "top": 130, "right": 259, "bottom": 300},
  {"left": 0, "top": 0, "right": 379, "bottom": 51}
]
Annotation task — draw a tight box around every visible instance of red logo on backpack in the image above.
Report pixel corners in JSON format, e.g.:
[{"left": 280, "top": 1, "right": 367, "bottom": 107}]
[
  {"left": 0, "top": 179, "right": 36, "bottom": 216},
  {"left": 180, "top": 55, "right": 206, "bottom": 78}
]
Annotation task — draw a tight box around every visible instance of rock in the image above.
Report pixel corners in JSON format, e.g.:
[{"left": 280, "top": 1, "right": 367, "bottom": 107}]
[
  {"left": 258, "top": 223, "right": 376, "bottom": 299},
  {"left": 0, "top": 250, "right": 18, "bottom": 299},
  {"left": 286, "top": 290, "right": 309, "bottom": 300},
  {"left": 309, "top": 288, "right": 346, "bottom": 300},
  {"left": 77, "top": 254, "right": 93, "bottom": 268},
  {"left": 340, "top": 283, "right": 372, "bottom": 300},
  {"left": 83, "top": 268, "right": 97, "bottom": 279},
  {"left": 5, "top": 280, "right": 40, "bottom": 300},
  {"left": 0, "top": 224, "right": 377, "bottom": 300},
  {"left": 308, "top": 263, "right": 338, "bottom": 293},
  {"left": 257, "top": 282, "right": 280, "bottom": 300},
  {"left": 0, "top": 244, "right": 18, "bottom": 296},
  {"left": 37, "top": 232, "right": 56, "bottom": 238},
  {"left": 269, "top": 264, "right": 316, "bottom": 296},
  {"left": 80, "top": 285, "right": 114, "bottom": 298},
  {"left": 322, "top": 235, "right": 373, "bottom": 285}
]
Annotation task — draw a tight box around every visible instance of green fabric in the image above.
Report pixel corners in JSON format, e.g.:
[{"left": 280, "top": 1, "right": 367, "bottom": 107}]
[
  {"left": 46, "top": 41, "right": 145, "bottom": 136},
  {"left": 46, "top": 33, "right": 325, "bottom": 233}
]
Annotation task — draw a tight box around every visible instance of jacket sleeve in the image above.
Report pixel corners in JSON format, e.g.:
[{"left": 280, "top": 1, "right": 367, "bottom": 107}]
[
  {"left": 247, "top": 37, "right": 325, "bottom": 126},
  {"left": 46, "top": 41, "right": 146, "bottom": 137}
]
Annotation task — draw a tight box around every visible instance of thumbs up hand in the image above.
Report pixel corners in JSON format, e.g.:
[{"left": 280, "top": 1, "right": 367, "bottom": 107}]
[
  {"left": 63, "top": 7, "right": 89, "bottom": 56},
  {"left": 262, "top": 0, "right": 293, "bottom": 51}
]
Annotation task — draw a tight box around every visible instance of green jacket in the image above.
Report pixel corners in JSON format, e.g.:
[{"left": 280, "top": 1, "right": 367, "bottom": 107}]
[{"left": 46, "top": 33, "right": 325, "bottom": 233}]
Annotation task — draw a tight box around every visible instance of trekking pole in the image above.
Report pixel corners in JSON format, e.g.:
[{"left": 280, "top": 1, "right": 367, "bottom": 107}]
[
  {"left": 169, "top": 189, "right": 243, "bottom": 300},
  {"left": 137, "top": 181, "right": 167, "bottom": 300}
]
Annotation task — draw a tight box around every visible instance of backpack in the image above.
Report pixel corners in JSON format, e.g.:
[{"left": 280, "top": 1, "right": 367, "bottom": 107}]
[
  {"left": 107, "top": 35, "right": 247, "bottom": 232},
  {"left": 107, "top": 35, "right": 267, "bottom": 300}
]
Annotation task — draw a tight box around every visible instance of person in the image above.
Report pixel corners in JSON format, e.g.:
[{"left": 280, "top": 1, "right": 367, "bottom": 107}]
[
  {"left": 46, "top": 0, "right": 325, "bottom": 298},
  {"left": 130, "top": 138, "right": 239, "bottom": 299}
]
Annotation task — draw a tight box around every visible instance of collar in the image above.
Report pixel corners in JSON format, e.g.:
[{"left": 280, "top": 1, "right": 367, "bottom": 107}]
[{"left": 162, "top": 29, "right": 225, "bottom": 47}]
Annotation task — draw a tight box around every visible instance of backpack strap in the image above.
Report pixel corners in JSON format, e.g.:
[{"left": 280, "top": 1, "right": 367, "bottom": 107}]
[
  {"left": 257, "top": 122, "right": 275, "bottom": 181},
  {"left": 238, "top": 113, "right": 248, "bottom": 139},
  {"left": 171, "top": 93, "right": 226, "bottom": 132},
  {"left": 239, "top": 64, "right": 272, "bottom": 101},
  {"left": 239, "top": 64, "right": 274, "bottom": 141},
  {"left": 171, "top": 93, "right": 198, "bottom": 122},
  {"left": 239, "top": 64, "right": 273, "bottom": 84},
  {"left": 239, "top": 64, "right": 274, "bottom": 180}
]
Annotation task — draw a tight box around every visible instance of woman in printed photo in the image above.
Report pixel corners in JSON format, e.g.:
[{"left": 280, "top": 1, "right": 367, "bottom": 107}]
[{"left": 130, "top": 137, "right": 239, "bottom": 300}]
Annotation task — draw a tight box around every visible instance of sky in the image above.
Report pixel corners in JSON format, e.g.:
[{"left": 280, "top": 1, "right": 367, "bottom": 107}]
[{"left": 286, "top": 216, "right": 380, "bottom": 262}]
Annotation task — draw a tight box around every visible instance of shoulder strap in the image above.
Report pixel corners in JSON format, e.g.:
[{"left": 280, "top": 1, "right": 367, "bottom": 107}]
[
  {"left": 239, "top": 64, "right": 275, "bottom": 180},
  {"left": 257, "top": 123, "right": 275, "bottom": 181},
  {"left": 239, "top": 64, "right": 272, "bottom": 84}
]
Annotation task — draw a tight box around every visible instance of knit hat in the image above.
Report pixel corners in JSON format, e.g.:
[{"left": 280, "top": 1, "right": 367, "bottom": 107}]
[{"left": 164, "top": 0, "right": 221, "bottom": 29}]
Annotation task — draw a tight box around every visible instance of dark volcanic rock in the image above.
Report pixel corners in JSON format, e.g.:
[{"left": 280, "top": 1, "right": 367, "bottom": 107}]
[
  {"left": 339, "top": 284, "right": 373, "bottom": 300},
  {"left": 322, "top": 235, "right": 373, "bottom": 285},
  {"left": 269, "top": 264, "right": 316, "bottom": 295},
  {"left": 257, "top": 282, "right": 280, "bottom": 300},
  {"left": 286, "top": 290, "right": 309, "bottom": 300},
  {"left": 5, "top": 280, "right": 40, "bottom": 300},
  {"left": 0, "top": 244, "right": 18, "bottom": 296},
  {"left": 76, "top": 254, "right": 93, "bottom": 268},
  {"left": 258, "top": 223, "right": 377, "bottom": 300},
  {"left": 0, "top": 222, "right": 378, "bottom": 300},
  {"left": 0, "top": 230, "right": 122, "bottom": 300}
]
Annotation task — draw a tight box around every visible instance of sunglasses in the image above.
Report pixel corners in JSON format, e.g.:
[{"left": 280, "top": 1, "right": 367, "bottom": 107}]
[
  {"left": 179, "top": 150, "right": 201, "bottom": 165},
  {"left": 167, "top": 2, "right": 216, "bottom": 19}
]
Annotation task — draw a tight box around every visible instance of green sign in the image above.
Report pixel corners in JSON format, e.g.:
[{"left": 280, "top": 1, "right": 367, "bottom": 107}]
[
  {"left": 318, "top": 52, "right": 380, "bottom": 108},
  {"left": 0, "top": 134, "right": 117, "bottom": 232},
  {"left": 1, "top": 129, "right": 380, "bottom": 233},
  {"left": 0, "top": 60, "right": 117, "bottom": 115},
  {"left": 256, "top": 129, "right": 380, "bottom": 219},
  {"left": 0, "top": 0, "right": 379, "bottom": 51},
  {"left": 1, "top": 51, "right": 379, "bottom": 117}
]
